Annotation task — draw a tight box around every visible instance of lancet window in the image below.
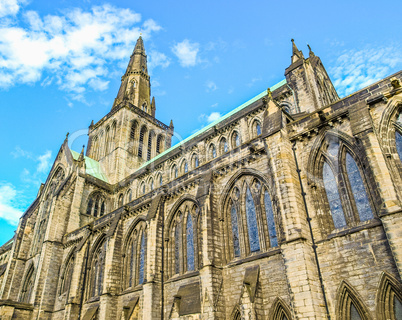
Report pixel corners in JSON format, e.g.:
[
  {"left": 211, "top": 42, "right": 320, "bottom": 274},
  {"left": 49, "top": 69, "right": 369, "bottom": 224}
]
[
  {"left": 167, "top": 201, "right": 198, "bottom": 278},
  {"left": 86, "top": 192, "right": 106, "bottom": 217},
  {"left": 123, "top": 221, "right": 147, "bottom": 289},
  {"left": 87, "top": 239, "right": 107, "bottom": 299},
  {"left": 319, "top": 138, "right": 374, "bottom": 230},
  {"left": 223, "top": 174, "right": 279, "bottom": 261}
]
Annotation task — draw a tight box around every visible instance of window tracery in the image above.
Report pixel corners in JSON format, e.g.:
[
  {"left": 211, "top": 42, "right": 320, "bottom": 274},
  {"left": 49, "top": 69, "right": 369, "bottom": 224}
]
[
  {"left": 232, "top": 131, "right": 241, "bottom": 148},
  {"left": 86, "top": 192, "right": 107, "bottom": 217},
  {"left": 222, "top": 174, "right": 279, "bottom": 261},
  {"left": 319, "top": 138, "right": 374, "bottom": 230},
  {"left": 59, "top": 254, "right": 74, "bottom": 295},
  {"left": 167, "top": 200, "right": 199, "bottom": 278},
  {"left": 19, "top": 264, "right": 34, "bottom": 303},
  {"left": 138, "top": 126, "right": 147, "bottom": 158},
  {"left": 88, "top": 239, "right": 106, "bottom": 299}
]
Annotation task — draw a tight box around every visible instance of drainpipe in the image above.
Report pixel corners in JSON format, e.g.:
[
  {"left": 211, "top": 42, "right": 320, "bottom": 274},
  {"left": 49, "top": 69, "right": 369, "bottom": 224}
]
[
  {"left": 160, "top": 195, "right": 165, "bottom": 320},
  {"left": 292, "top": 141, "right": 331, "bottom": 319}
]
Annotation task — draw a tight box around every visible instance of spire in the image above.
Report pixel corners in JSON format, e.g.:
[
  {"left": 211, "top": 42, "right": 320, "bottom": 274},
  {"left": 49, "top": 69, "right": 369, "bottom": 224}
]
[
  {"left": 113, "top": 35, "right": 151, "bottom": 111},
  {"left": 133, "top": 36, "right": 146, "bottom": 55},
  {"left": 307, "top": 44, "right": 315, "bottom": 57},
  {"left": 78, "top": 145, "right": 85, "bottom": 162},
  {"left": 291, "top": 39, "right": 304, "bottom": 64}
]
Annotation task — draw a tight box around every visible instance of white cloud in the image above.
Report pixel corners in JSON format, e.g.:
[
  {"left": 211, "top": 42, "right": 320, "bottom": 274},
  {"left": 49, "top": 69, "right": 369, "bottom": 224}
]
[
  {"left": 149, "top": 50, "right": 170, "bottom": 71},
  {"left": 37, "top": 150, "right": 52, "bottom": 173},
  {"left": 0, "top": 0, "right": 22, "bottom": 18},
  {"left": 172, "top": 39, "right": 200, "bottom": 67},
  {"left": 199, "top": 111, "right": 221, "bottom": 123},
  {"left": 0, "top": 3, "right": 163, "bottom": 96},
  {"left": 211, "top": 103, "right": 218, "bottom": 108},
  {"left": 330, "top": 45, "right": 402, "bottom": 97},
  {"left": 206, "top": 80, "right": 217, "bottom": 92},
  {"left": 12, "top": 148, "right": 52, "bottom": 185},
  {"left": 0, "top": 183, "right": 23, "bottom": 225}
]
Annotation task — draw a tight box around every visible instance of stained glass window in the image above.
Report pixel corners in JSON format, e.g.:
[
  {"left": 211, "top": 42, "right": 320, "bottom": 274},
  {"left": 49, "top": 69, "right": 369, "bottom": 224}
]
[
  {"left": 323, "top": 162, "right": 346, "bottom": 228},
  {"left": 264, "top": 190, "right": 278, "bottom": 247},
  {"left": 184, "top": 161, "right": 188, "bottom": 173},
  {"left": 138, "top": 233, "right": 146, "bottom": 284},
  {"left": 230, "top": 201, "right": 240, "bottom": 257},
  {"left": 246, "top": 187, "right": 260, "bottom": 252},
  {"left": 129, "top": 240, "right": 135, "bottom": 287},
  {"left": 100, "top": 202, "right": 105, "bottom": 216},
  {"left": 233, "top": 132, "right": 240, "bottom": 147},
  {"left": 346, "top": 153, "right": 373, "bottom": 221},
  {"left": 394, "top": 295, "right": 402, "bottom": 319},
  {"left": 350, "top": 303, "right": 362, "bottom": 320},
  {"left": 174, "top": 223, "right": 181, "bottom": 274},
  {"left": 87, "top": 198, "right": 93, "bottom": 215},
  {"left": 186, "top": 214, "right": 195, "bottom": 271},
  {"left": 210, "top": 145, "right": 217, "bottom": 159},
  {"left": 159, "top": 175, "right": 163, "bottom": 186},
  {"left": 396, "top": 131, "right": 402, "bottom": 162},
  {"left": 150, "top": 179, "right": 154, "bottom": 191},
  {"left": 194, "top": 156, "right": 199, "bottom": 168},
  {"left": 256, "top": 122, "right": 261, "bottom": 136},
  {"left": 327, "top": 140, "right": 340, "bottom": 158}
]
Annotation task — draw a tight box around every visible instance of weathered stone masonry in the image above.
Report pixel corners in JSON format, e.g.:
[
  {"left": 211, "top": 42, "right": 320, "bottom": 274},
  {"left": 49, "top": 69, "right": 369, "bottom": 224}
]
[{"left": 1, "top": 37, "right": 402, "bottom": 320}]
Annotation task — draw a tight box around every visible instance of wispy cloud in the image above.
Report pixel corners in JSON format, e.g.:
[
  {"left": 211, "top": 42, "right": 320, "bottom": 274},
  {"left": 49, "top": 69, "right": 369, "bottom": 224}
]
[
  {"left": 172, "top": 39, "right": 200, "bottom": 67},
  {"left": 247, "top": 77, "right": 262, "bottom": 87},
  {"left": 0, "top": 3, "right": 163, "bottom": 98},
  {"left": 199, "top": 111, "right": 221, "bottom": 123},
  {"left": 12, "top": 147, "right": 52, "bottom": 185},
  {"left": 0, "top": 183, "right": 23, "bottom": 225},
  {"left": 330, "top": 45, "right": 402, "bottom": 97},
  {"left": 149, "top": 50, "right": 170, "bottom": 71},
  {"left": 211, "top": 103, "right": 218, "bottom": 108},
  {"left": 206, "top": 80, "right": 217, "bottom": 92}
]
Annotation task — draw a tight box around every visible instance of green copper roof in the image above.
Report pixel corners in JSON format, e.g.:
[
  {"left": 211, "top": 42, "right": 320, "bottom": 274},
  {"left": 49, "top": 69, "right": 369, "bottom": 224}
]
[
  {"left": 138, "top": 79, "right": 287, "bottom": 170},
  {"left": 70, "top": 150, "right": 109, "bottom": 183}
]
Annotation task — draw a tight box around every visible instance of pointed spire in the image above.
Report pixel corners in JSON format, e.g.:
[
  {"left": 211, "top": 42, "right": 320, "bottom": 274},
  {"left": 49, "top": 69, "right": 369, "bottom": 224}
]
[
  {"left": 169, "top": 119, "right": 174, "bottom": 130},
  {"left": 89, "top": 120, "right": 94, "bottom": 128},
  {"left": 133, "top": 36, "right": 146, "bottom": 55},
  {"left": 64, "top": 132, "right": 69, "bottom": 143},
  {"left": 307, "top": 44, "right": 315, "bottom": 57},
  {"left": 291, "top": 39, "right": 304, "bottom": 64},
  {"left": 78, "top": 145, "right": 85, "bottom": 161}
]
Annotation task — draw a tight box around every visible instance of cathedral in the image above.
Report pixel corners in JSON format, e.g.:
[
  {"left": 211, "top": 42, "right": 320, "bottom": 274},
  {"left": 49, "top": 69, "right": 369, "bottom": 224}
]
[{"left": 1, "top": 36, "right": 402, "bottom": 320}]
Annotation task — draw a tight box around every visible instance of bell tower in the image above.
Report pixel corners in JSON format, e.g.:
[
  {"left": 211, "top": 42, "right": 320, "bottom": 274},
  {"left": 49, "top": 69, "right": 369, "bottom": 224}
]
[
  {"left": 112, "top": 36, "right": 155, "bottom": 116},
  {"left": 86, "top": 36, "right": 173, "bottom": 184}
]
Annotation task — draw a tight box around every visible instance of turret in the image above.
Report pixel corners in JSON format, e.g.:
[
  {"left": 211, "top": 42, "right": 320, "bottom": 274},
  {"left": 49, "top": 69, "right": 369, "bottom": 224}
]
[{"left": 285, "top": 39, "right": 339, "bottom": 113}]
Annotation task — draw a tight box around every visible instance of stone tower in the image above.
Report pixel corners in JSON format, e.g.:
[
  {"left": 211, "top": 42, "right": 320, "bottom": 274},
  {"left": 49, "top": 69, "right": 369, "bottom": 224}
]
[
  {"left": 285, "top": 39, "right": 339, "bottom": 113},
  {"left": 86, "top": 36, "right": 173, "bottom": 184}
]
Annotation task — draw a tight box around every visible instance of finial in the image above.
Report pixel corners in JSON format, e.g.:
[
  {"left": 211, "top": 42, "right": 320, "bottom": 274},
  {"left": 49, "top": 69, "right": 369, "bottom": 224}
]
[
  {"left": 78, "top": 145, "right": 85, "bottom": 161},
  {"left": 169, "top": 119, "right": 174, "bottom": 129},
  {"left": 291, "top": 38, "right": 294, "bottom": 43},
  {"left": 64, "top": 132, "right": 69, "bottom": 142},
  {"left": 89, "top": 120, "right": 94, "bottom": 128},
  {"left": 307, "top": 44, "right": 315, "bottom": 57}
]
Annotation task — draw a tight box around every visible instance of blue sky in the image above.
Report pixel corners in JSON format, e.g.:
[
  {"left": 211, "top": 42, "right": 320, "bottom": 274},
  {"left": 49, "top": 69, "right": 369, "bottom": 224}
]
[{"left": 0, "top": 0, "right": 401, "bottom": 245}]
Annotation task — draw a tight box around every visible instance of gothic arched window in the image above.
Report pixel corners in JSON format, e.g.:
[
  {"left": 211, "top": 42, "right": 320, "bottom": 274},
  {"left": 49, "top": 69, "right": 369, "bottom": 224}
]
[
  {"left": 59, "top": 254, "right": 74, "bottom": 295},
  {"left": 118, "top": 193, "right": 124, "bottom": 207},
  {"left": 127, "top": 189, "right": 132, "bottom": 202},
  {"left": 167, "top": 201, "right": 199, "bottom": 278},
  {"left": 138, "top": 126, "right": 147, "bottom": 158},
  {"left": 172, "top": 165, "right": 178, "bottom": 179},
  {"left": 19, "top": 265, "right": 34, "bottom": 303},
  {"left": 147, "top": 130, "right": 154, "bottom": 161},
  {"left": 192, "top": 154, "right": 199, "bottom": 169},
  {"left": 376, "top": 272, "right": 402, "bottom": 320},
  {"left": 156, "top": 135, "right": 164, "bottom": 154},
  {"left": 220, "top": 137, "right": 228, "bottom": 154},
  {"left": 181, "top": 160, "right": 188, "bottom": 174},
  {"left": 88, "top": 239, "right": 106, "bottom": 299},
  {"left": 186, "top": 213, "right": 195, "bottom": 271},
  {"left": 252, "top": 120, "right": 262, "bottom": 137},
  {"left": 209, "top": 144, "right": 217, "bottom": 159},
  {"left": 150, "top": 178, "right": 154, "bottom": 191},
  {"left": 337, "top": 282, "right": 370, "bottom": 320},
  {"left": 319, "top": 138, "right": 374, "bottom": 230},
  {"left": 232, "top": 131, "right": 241, "bottom": 148},
  {"left": 158, "top": 174, "right": 163, "bottom": 186},
  {"left": 130, "top": 120, "right": 138, "bottom": 140},
  {"left": 86, "top": 192, "right": 107, "bottom": 218},
  {"left": 223, "top": 175, "right": 279, "bottom": 262}
]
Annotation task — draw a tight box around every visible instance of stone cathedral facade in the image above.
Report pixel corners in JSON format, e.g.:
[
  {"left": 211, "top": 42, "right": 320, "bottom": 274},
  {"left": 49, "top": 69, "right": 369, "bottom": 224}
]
[{"left": 1, "top": 36, "right": 402, "bottom": 320}]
